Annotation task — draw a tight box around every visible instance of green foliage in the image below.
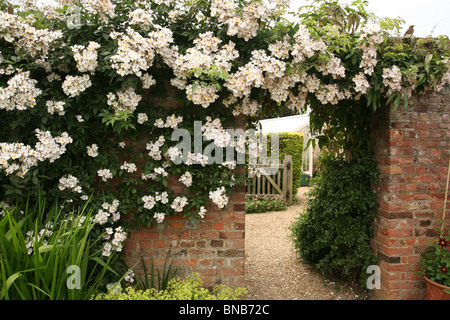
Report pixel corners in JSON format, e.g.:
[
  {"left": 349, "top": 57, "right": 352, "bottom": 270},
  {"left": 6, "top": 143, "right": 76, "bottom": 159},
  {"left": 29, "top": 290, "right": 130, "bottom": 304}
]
[
  {"left": 135, "top": 252, "right": 178, "bottom": 292},
  {"left": 290, "top": 155, "right": 380, "bottom": 286},
  {"left": 245, "top": 195, "right": 287, "bottom": 214},
  {"left": 309, "top": 99, "right": 372, "bottom": 161},
  {"left": 264, "top": 132, "right": 304, "bottom": 195},
  {"left": 93, "top": 273, "right": 248, "bottom": 300},
  {"left": 0, "top": 197, "right": 120, "bottom": 300}
]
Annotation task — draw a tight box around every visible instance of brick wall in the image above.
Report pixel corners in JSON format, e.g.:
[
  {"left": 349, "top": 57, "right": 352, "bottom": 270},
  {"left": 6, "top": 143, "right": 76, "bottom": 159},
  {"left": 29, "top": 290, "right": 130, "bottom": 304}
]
[
  {"left": 125, "top": 182, "right": 246, "bottom": 289},
  {"left": 370, "top": 87, "right": 450, "bottom": 299}
]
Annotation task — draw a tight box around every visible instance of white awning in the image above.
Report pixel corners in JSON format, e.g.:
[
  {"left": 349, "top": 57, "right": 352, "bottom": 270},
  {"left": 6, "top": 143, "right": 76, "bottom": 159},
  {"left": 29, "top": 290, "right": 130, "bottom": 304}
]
[{"left": 257, "top": 114, "right": 310, "bottom": 133}]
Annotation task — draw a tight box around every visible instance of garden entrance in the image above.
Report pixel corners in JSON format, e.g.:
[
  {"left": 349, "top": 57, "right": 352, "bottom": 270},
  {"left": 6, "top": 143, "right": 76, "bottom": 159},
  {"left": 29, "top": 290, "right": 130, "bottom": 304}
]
[{"left": 246, "top": 155, "right": 294, "bottom": 206}]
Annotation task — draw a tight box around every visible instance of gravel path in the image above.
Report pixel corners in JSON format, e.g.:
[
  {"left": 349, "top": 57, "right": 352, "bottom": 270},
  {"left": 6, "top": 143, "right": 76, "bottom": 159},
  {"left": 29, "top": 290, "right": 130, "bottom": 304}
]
[{"left": 244, "top": 187, "right": 363, "bottom": 300}]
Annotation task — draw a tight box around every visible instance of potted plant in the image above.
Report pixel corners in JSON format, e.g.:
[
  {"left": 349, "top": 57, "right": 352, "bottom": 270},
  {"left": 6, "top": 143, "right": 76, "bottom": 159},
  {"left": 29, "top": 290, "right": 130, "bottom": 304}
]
[{"left": 417, "top": 225, "right": 450, "bottom": 300}]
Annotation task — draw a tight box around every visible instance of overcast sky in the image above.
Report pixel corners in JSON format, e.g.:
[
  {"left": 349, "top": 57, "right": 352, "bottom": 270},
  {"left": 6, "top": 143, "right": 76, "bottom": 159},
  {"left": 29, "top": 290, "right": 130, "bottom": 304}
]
[{"left": 290, "top": 0, "right": 450, "bottom": 37}]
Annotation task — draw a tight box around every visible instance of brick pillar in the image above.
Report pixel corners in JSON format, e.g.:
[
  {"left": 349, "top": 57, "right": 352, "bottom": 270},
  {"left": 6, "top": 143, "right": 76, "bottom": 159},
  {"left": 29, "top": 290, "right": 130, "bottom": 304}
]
[{"left": 370, "top": 88, "right": 450, "bottom": 299}]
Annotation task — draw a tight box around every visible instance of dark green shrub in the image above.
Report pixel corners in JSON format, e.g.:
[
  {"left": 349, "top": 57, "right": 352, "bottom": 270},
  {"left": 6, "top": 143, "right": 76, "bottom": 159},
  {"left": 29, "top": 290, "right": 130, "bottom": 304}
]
[{"left": 290, "top": 155, "right": 379, "bottom": 286}]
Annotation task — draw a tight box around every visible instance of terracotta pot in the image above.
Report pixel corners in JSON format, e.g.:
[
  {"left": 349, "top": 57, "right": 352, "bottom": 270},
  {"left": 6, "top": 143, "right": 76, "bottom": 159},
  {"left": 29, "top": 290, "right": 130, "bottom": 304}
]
[{"left": 424, "top": 276, "right": 450, "bottom": 300}]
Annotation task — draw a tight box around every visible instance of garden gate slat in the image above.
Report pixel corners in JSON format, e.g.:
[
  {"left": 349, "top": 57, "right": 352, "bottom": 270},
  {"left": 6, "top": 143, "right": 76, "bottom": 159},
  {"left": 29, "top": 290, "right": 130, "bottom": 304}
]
[{"left": 246, "top": 155, "right": 293, "bottom": 205}]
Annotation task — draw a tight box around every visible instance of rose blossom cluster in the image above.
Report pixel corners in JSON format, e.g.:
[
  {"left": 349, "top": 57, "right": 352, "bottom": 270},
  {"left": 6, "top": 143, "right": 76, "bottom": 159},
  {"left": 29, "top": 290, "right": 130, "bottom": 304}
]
[
  {"left": 179, "top": 171, "right": 193, "bottom": 187},
  {"left": 71, "top": 41, "right": 101, "bottom": 74},
  {"left": 318, "top": 54, "right": 346, "bottom": 80},
  {"left": 202, "top": 116, "right": 231, "bottom": 148},
  {"left": 0, "top": 129, "right": 72, "bottom": 177},
  {"left": 209, "top": 186, "right": 229, "bottom": 209},
  {"left": 109, "top": 26, "right": 173, "bottom": 77},
  {"left": 154, "top": 114, "right": 183, "bottom": 129},
  {"left": 24, "top": 223, "right": 53, "bottom": 255},
  {"left": 94, "top": 199, "right": 121, "bottom": 225},
  {"left": 81, "top": 0, "right": 116, "bottom": 23},
  {"left": 352, "top": 72, "right": 371, "bottom": 95},
  {"left": 46, "top": 100, "right": 66, "bottom": 115},
  {"left": 224, "top": 33, "right": 327, "bottom": 112},
  {"left": 359, "top": 23, "right": 384, "bottom": 75},
  {"left": 137, "top": 113, "right": 148, "bottom": 124},
  {"left": 198, "top": 206, "right": 207, "bottom": 218},
  {"left": 107, "top": 87, "right": 142, "bottom": 114},
  {"left": 0, "top": 11, "right": 62, "bottom": 59},
  {"left": 382, "top": 65, "right": 403, "bottom": 96},
  {"left": 315, "top": 84, "right": 352, "bottom": 105},
  {"left": 211, "top": 0, "right": 268, "bottom": 41},
  {"left": 141, "top": 191, "right": 171, "bottom": 223},
  {"left": 97, "top": 168, "right": 113, "bottom": 181},
  {"left": 128, "top": 8, "right": 154, "bottom": 30},
  {"left": 146, "top": 135, "right": 166, "bottom": 161},
  {"left": 168, "top": 32, "right": 239, "bottom": 108},
  {"left": 171, "top": 196, "right": 188, "bottom": 213},
  {"left": 86, "top": 144, "right": 99, "bottom": 157},
  {"left": 185, "top": 84, "right": 220, "bottom": 108},
  {"left": 58, "top": 174, "right": 82, "bottom": 193},
  {"left": 120, "top": 161, "right": 137, "bottom": 173},
  {"left": 0, "top": 71, "right": 42, "bottom": 111},
  {"left": 62, "top": 74, "right": 92, "bottom": 97},
  {"left": 291, "top": 24, "right": 327, "bottom": 63},
  {"left": 102, "top": 226, "right": 127, "bottom": 257}
]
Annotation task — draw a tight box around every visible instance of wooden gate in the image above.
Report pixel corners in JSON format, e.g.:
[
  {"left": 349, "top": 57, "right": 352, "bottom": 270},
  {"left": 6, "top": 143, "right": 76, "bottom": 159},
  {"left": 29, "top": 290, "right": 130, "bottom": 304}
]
[{"left": 246, "top": 155, "right": 293, "bottom": 205}]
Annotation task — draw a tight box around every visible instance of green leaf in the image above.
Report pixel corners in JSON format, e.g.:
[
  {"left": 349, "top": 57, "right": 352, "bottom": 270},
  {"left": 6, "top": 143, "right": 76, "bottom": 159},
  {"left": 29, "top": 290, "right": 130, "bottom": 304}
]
[
  {"left": 403, "top": 92, "right": 409, "bottom": 109},
  {"left": 0, "top": 272, "right": 22, "bottom": 300}
]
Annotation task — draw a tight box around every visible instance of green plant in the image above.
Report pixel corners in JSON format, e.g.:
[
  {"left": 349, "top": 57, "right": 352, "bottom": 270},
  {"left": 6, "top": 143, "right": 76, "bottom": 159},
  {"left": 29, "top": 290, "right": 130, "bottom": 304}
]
[
  {"left": 416, "top": 224, "right": 450, "bottom": 292},
  {"left": 92, "top": 272, "right": 248, "bottom": 300},
  {"left": 0, "top": 197, "right": 120, "bottom": 300},
  {"left": 135, "top": 251, "right": 178, "bottom": 292},
  {"left": 245, "top": 195, "right": 287, "bottom": 214},
  {"left": 290, "top": 154, "right": 380, "bottom": 286}
]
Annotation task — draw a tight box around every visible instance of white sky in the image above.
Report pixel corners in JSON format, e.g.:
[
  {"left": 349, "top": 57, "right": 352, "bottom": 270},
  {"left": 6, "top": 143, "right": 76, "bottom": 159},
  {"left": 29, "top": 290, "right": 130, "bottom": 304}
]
[
  {"left": 290, "top": 0, "right": 450, "bottom": 37},
  {"left": 33, "top": 0, "right": 450, "bottom": 37}
]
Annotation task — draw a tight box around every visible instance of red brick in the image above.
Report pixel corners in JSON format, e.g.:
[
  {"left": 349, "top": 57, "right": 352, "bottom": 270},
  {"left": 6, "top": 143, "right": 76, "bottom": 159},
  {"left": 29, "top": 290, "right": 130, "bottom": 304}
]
[
  {"left": 412, "top": 175, "right": 434, "bottom": 183},
  {"left": 213, "top": 222, "right": 224, "bottom": 230},
  {"left": 387, "top": 140, "right": 414, "bottom": 148},
  {"left": 163, "top": 230, "right": 189, "bottom": 239},
  {"left": 431, "top": 149, "right": 441, "bottom": 157},
  {"left": 153, "top": 240, "right": 166, "bottom": 248},
  {"left": 219, "top": 231, "right": 245, "bottom": 239},
  {"left": 132, "top": 230, "right": 159, "bottom": 240},
  {"left": 195, "top": 268, "right": 218, "bottom": 276},
  {"left": 221, "top": 212, "right": 245, "bottom": 221},
  {"left": 219, "top": 267, "right": 244, "bottom": 276},
  {"left": 414, "top": 122, "right": 438, "bottom": 130},
  {"left": 430, "top": 202, "right": 443, "bottom": 210},
  {"left": 386, "top": 229, "right": 413, "bottom": 238},
  {"left": 412, "top": 193, "right": 430, "bottom": 200},
  {"left": 185, "top": 259, "right": 198, "bottom": 267}
]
